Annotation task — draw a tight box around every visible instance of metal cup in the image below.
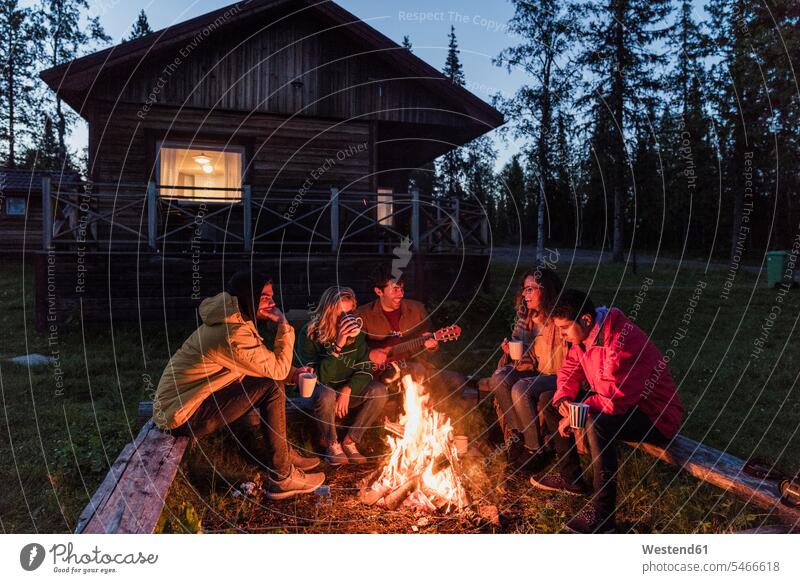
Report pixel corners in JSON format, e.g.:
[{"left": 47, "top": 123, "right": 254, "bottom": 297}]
[{"left": 567, "top": 402, "right": 590, "bottom": 430}]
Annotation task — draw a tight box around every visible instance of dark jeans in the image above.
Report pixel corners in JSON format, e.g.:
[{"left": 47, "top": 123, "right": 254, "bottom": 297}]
[
  {"left": 311, "top": 381, "right": 388, "bottom": 446},
  {"left": 543, "top": 401, "right": 667, "bottom": 518},
  {"left": 172, "top": 376, "right": 291, "bottom": 479}
]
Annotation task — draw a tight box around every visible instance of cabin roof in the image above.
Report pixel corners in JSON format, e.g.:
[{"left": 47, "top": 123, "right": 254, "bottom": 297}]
[
  {"left": 0, "top": 169, "right": 82, "bottom": 193},
  {"left": 40, "top": 0, "right": 503, "bottom": 130}
]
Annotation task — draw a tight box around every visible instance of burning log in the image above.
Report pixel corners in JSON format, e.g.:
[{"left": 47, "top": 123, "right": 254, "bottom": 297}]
[
  {"left": 382, "top": 454, "right": 451, "bottom": 510},
  {"left": 362, "top": 376, "right": 469, "bottom": 513}
]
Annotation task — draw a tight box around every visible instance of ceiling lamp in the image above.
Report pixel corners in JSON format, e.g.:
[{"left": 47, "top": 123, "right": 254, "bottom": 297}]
[
  {"left": 202, "top": 164, "right": 214, "bottom": 174},
  {"left": 194, "top": 153, "right": 211, "bottom": 165}
]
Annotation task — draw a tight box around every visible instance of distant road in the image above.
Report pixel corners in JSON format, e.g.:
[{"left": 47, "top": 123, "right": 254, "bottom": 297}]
[{"left": 489, "top": 246, "right": 761, "bottom": 275}]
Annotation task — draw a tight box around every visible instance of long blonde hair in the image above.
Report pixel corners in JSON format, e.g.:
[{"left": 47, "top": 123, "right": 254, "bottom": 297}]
[{"left": 307, "top": 286, "right": 358, "bottom": 344}]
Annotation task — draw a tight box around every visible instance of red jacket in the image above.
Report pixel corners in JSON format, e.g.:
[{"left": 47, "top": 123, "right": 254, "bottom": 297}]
[{"left": 553, "top": 308, "right": 683, "bottom": 439}]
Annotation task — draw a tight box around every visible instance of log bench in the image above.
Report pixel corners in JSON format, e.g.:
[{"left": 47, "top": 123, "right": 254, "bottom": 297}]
[
  {"left": 74, "top": 419, "right": 189, "bottom": 533},
  {"left": 624, "top": 436, "right": 800, "bottom": 529}
]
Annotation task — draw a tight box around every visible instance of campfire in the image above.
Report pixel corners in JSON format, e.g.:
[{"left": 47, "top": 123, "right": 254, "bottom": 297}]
[{"left": 360, "top": 375, "right": 470, "bottom": 513}]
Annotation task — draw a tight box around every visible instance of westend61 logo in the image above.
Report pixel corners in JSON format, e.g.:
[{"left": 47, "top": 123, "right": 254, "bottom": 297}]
[{"left": 19, "top": 542, "right": 158, "bottom": 574}]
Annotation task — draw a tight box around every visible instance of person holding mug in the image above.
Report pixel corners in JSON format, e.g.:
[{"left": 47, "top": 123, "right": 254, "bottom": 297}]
[
  {"left": 152, "top": 270, "right": 324, "bottom": 500},
  {"left": 299, "top": 286, "right": 388, "bottom": 465},
  {"left": 486, "top": 267, "right": 566, "bottom": 470},
  {"left": 531, "top": 289, "right": 683, "bottom": 533}
]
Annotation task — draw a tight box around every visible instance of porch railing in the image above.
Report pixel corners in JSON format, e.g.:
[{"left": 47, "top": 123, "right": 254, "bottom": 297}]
[{"left": 42, "top": 177, "right": 489, "bottom": 254}]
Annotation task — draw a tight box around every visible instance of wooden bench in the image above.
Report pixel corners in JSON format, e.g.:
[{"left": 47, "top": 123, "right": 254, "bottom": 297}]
[
  {"left": 75, "top": 419, "right": 189, "bottom": 533},
  {"left": 625, "top": 435, "right": 800, "bottom": 529}
]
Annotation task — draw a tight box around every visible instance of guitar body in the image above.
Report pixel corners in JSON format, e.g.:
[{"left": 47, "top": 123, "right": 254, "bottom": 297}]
[{"left": 370, "top": 324, "right": 462, "bottom": 388}]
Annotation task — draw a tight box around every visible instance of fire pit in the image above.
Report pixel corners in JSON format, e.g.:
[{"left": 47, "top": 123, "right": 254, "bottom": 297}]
[{"left": 359, "top": 375, "right": 470, "bottom": 512}]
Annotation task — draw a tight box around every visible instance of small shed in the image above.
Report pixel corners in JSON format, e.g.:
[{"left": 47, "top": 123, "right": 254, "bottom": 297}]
[{"left": 0, "top": 169, "right": 82, "bottom": 253}]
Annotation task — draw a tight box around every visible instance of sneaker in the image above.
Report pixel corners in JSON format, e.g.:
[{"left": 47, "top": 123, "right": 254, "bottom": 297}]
[
  {"left": 326, "top": 442, "right": 349, "bottom": 466},
  {"left": 265, "top": 465, "right": 326, "bottom": 500},
  {"left": 289, "top": 447, "right": 321, "bottom": 471},
  {"left": 565, "top": 504, "right": 616, "bottom": 534},
  {"left": 342, "top": 441, "right": 368, "bottom": 464},
  {"left": 529, "top": 471, "right": 586, "bottom": 496}
]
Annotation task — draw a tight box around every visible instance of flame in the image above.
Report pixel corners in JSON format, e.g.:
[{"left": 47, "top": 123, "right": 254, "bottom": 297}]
[{"left": 369, "top": 375, "right": 468, "bottom": 512}]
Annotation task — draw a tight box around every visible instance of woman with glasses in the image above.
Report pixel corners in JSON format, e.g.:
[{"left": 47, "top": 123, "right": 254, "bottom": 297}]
[{"left": 487, "top": 267, "right": 566, "bottom": 471}]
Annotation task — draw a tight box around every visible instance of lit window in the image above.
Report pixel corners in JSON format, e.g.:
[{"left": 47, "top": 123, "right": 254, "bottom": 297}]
[
  {"left": 159, "top": 144, "right": 243, "bottom": 202},
  {"left": 5, "top": 197, "right": 27, "bottom": 216},
  {"left": 377, "top": 188, "right": 393, "bottom": 226}
]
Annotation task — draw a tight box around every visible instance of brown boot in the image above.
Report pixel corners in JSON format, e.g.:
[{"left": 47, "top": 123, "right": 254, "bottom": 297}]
[{"left": 266, "top": 466, "right": 326, "bottom": 500}]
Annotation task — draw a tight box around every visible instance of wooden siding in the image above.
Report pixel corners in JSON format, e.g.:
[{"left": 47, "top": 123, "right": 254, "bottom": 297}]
[
  {"left": 89, "top": 102, "right": 371, "bottom": 190},
  {"left": 90, "top": 11, "right": 471, "bottom": 129}
]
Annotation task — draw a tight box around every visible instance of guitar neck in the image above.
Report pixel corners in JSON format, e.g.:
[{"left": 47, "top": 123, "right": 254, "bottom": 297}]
[{"left": 387, "top": 336, "right": 426, "bottom": 357}]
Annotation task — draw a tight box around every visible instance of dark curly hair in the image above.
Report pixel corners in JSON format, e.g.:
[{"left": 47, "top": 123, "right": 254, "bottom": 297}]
[{"left": 515, "top": 266, "right": 563, "bottom": 325}]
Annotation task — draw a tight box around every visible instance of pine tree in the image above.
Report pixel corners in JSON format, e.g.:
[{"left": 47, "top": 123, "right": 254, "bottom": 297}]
[
  {"left": 662, "top": 0, "right": 715, "bottom": 252},
  {"left": 124, "top": 9, "right": 152, "bottom": 41},
  {"left": 577, "top": 0, "right": 672, "bottom": 262},
  {"left": 21, "top": 113, "right": 61, "bottom": 170},
  {"left": 437, "top": 26, "right": 467, "bottom": 199},
  {"left": 0, "top": 0, "right": 42, "bottom": 168},
  {"left": 443, "top": 25, "right": 465, "bottom": 86},
  {"left": 496, "top": 155, "right": 526, "bottom": 243},
  {"left": 38, "top": 0, "right": 111, "bottom": 166},
  {"left": 495, "top": 0, "right": 577, "bottom": 258}
]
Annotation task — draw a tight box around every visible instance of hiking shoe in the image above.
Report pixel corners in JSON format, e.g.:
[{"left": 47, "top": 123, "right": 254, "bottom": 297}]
[
  {"left": 342, "top": 441, "right": 368, "bottom": 464},
  {"left": 326, "top": 442, "right": 349, "bottom": 466},
  {"left": 290, "top": 447, "right": 321, "bottom": 471},
  {"left": 529, "top": 471, "right": 586, "bottom": 496},
  {"left": 265, "top": 466, "right": 326, "bottom": 500},
  {"left": 565, "top": 504, "right": 616, "bottom": 534}
]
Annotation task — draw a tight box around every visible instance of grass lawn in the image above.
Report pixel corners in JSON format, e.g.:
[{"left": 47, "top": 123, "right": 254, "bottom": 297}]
[{"left": 0, "top": 253, "right": 797, "bottom": 533}]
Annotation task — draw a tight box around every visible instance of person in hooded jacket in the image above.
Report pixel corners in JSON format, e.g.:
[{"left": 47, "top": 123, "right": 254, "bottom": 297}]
[
  {"left": 153, "top": 270, "right": 325, "bottom": 500},
  {"left": 529, "top": 289, "right": 684, "bottom": 534}
]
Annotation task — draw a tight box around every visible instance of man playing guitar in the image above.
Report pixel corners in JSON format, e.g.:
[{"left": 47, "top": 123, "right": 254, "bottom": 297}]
[{"left": 355, "top": 265, "right": 469, "bottom": 407}]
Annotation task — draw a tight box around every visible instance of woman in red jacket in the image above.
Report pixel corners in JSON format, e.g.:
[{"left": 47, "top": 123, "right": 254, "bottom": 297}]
[{"left": 529, "top": 289, "right": 684, "bottom": 534}]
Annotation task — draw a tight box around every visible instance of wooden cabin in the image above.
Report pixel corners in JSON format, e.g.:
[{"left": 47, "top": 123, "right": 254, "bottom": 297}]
[
  {"left": 36, "top": 0, "right": 503, "bottom": 330},
  {"left": 0, "top": 169, "right": 82, "bottom": 253}
]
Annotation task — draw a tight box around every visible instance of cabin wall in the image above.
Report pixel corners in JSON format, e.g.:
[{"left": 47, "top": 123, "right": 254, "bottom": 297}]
[
  {"left": 35, "top": 252, "right": 490, "bottom": 332},
  {"left": 88, "top": 102, "right": 372, "bottom": 192},
  {"left": 90, "top": 10, "right": 465, "bottom": 129}
]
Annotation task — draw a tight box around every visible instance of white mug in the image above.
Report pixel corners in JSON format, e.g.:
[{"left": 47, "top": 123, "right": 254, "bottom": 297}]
[
  {"left": 508, "top": 340, "right": 524, "bottom": 361},
  {"left": 299, "top": 372, "right": 317, "bottom": 398}
]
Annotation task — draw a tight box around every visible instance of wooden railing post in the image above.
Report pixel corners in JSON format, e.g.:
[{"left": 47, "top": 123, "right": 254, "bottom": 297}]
[
  {"left": 450, "top": 196, "right": 460, "bottom": 247},
  {"left": 147, "top": 181, "right": 157, "bottom": 251},
  {"left": 42, "top": 175, "right": 52, "bottom": 251},
  {"left": 330, "top": 187, "right": 339, "bottom": 252},
  {"left": 411, "top": 188, "right": 420, "bottom": 251},
  {"left": 242, "top": 184, "right": 252, "bottom": 252}
]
